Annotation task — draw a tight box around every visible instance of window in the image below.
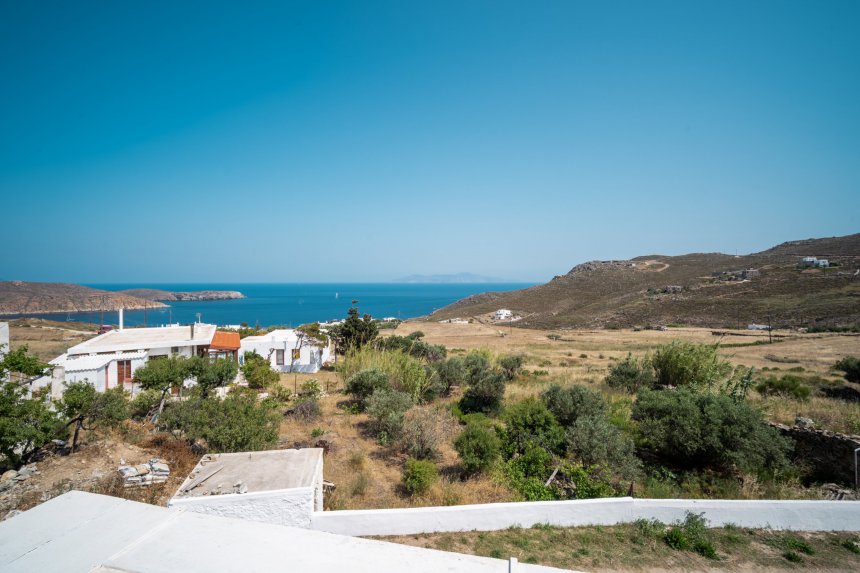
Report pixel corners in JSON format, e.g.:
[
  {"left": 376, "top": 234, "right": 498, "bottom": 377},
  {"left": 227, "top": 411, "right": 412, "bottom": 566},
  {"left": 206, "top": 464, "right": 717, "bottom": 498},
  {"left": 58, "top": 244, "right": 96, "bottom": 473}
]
[
  {"left": 291, "top": 348, "right": 301, "bottom": 360},
  {"left": 117, "top": 360, "right": 132, "bottom": 385},
  {"left": 275, "top": 349, "right": 285, "bottom": 366},
  {"left": 171, "top": 347, "right": 180, "bottom": 355}
]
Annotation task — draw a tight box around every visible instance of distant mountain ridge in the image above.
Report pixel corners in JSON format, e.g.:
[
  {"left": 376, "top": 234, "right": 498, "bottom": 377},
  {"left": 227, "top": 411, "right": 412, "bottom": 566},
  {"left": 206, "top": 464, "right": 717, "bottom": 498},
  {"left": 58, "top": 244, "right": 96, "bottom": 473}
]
[
  {"left": 430, "top": 233, "right": 860, "bottom": 329},
  {"left": 395, "top": 273, "right": 506, "bottom": 284}
]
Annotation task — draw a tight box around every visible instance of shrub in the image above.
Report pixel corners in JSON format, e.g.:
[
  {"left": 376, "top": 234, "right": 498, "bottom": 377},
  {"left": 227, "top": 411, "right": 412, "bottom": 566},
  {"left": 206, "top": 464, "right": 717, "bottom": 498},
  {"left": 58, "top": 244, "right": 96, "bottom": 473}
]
[
  {"left": 755, "top": 375, "right": 811, "bottom": 400},
  {"left": 60, "top": 383, "right": 130, "bottom": 451},
  {"left": 498, "top": 354, "right": 525, "bottom": 381},
  {"left": 551, "top": 461, "right": 615, "bottom": 499},
  {"left": 605, "top": 353, "right": 655, "bottom": 393},
  {"left": 433, "top": 357, "right": 467, "bottom": 396},
  {"left": 129, "top": 389, "right": 161, "bottom": 421},
  {"left": 541, "top": 384, "right": 607, "bottom": 427},
  {"left": 501, "top": 398, "right": 564, "bottom": 456},
  {"left": 366, "top": 388, "right": 413, "bottom": 439},
  {"left": 345, "top": 368, "right": 390, "bottom": 406},
  {"left": 650, "top": 341, "right": 732, "bottom": 391},
  {"left": 291, "top": 399, "right": 321, "bottom": 421},
  {"left": 460, "top": 370, "right": 506, "bottom": 415},
  {"left": 454, "top": 422, "right": 501, "bottom": 475},
  {"left": 241, "top": 352, "right": 280, "bottom": 389},
  {"left": 402, "top": 458, "right": 438, "bottom": 495},
  {"left": 834, "top": 356, "right": 860, "bottom": 383},
  {"left": 377, "top": 333, "right": 447, "bottom": 362},
  {"left": 160, "top": 392, "right": 279, "bottom": 452},
  {"left": 565, "top": 415, "right": 640, "bottom": 481},
  {"left": 633, "top": 389, "right": 792, "bottom": 473},
  {"left": 299, "top": 379, "right": 323, "bottom": 400},
  {"left": 399, "top": 407, "right": 441, "bottom": 460},
  {"left": 663, "top": 512, "right": 718, "bottom": 559},
  {"left": 503, "top": 443, "right": 557, "bottom": 501},
  {"left": 337, "top": 347, "right": 427, "bottom": 402},
  {"left": 463, "top": 351, "right": 492, "bottom": 383}
]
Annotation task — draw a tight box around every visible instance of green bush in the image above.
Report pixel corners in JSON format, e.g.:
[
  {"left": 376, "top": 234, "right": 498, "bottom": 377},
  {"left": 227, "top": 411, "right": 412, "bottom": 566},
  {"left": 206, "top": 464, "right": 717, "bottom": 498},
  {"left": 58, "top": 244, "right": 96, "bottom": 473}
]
[
  {"left": 60, "top": 383, "right": 130, "bottom": 450},
  {"left": 663, "top": 512, "right": 718, "bottom": 559},
  {"left": 454, "top": 422, "right": 501, "bottom": 475},
  {"left": 345, "top": 368, "right": 390, "bottom": 406},
  {"left": 459, "top": 370, "right": 506, "bottom": 415},
  {"left": 241, "top": 352, "right": 280, "bottom": 389},
  {"left": 633, "top": 389, "right": 791, "bottom": 473},
  {"left": 291, "top": 398, "right": 321, "bottom": 421},
  {"left": 129, "top": 389, "right": 161, "bottom": 420},
  {"left": 755, "top": 375, "right": 811, "bottom": 400},
  {"left": 498, "top": 354, "right": 525, "bottom": 381},
  {"left": 541, "top": 384, "right": 607, "bottom": 427},
  {"left": 834, "top": 356, "right": 860, "bottom": 383},
  {"left": 501, "top": 398, "right": 564, "bottom": 456},
  {"left": 366, "top": 388, "right": 413, "bottom": 439},
  {"left": 565, "top": 415, "right": 640, "bottom": 481},
  {"left": 159, "top": 391, "right": 279, "bottom": 452},
  {"left": 463, "top": 352, "right": 492, "bottom": 383},
  {"left": 605, "top": 353, "right": 655, "bottom": 393},
  {"left": 377, "top": 332, "right": 447, "bottom": 362},
  {"left": 433, "top": 357, "right": 467, "bottom": 396},
  {"left": 402, "top": 458, "right": 438, "bottom": 495},
  {"left": 551, "top": 461, "right": 615, "bottom": 499},
  {"left": 502, "top": 443, "right": 557, "bottom": 501},
  {"left": 399, "top": 407, "right": 441, "bottom": 460},
  {"left": 651, "top": 341, "right": 732, "bottom": 391}
]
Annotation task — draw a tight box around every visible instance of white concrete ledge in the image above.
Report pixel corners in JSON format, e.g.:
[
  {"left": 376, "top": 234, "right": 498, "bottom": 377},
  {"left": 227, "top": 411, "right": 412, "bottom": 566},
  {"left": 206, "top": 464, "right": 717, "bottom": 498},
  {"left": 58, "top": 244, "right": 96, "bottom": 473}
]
[{"left": 310, "top": 498, "right": 860, "bottom": 536}]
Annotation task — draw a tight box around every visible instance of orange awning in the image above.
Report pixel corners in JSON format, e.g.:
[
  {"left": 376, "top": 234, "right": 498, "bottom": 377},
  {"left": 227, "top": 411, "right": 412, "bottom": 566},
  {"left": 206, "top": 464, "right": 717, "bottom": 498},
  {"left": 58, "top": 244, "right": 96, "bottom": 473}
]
[{"left": 210, "top": 330, "right": 241, "bottom": 351}]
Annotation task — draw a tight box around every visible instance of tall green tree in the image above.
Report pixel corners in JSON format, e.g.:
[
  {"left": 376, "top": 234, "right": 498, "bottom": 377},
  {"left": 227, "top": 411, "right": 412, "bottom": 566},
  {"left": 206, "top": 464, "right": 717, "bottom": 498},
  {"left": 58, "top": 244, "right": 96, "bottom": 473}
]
[
  {"left": 0, "top": 381, "right": 62, "bottom": 470},
  {"left": 189, "top": 356, "right": 238, "bottom": 397},
  {"left": 0, "top": 344, "right": 49, "bottom": 384},
  {"left": 331, "top": 307, "right": 378, "bottom": 352}
]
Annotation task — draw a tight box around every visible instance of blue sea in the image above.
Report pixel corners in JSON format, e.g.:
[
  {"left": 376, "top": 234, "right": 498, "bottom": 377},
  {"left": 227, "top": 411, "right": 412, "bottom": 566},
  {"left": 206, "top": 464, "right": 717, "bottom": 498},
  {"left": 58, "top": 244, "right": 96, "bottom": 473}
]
[{"left": 23, "top": 283, "right": 532, "bottom": 328}]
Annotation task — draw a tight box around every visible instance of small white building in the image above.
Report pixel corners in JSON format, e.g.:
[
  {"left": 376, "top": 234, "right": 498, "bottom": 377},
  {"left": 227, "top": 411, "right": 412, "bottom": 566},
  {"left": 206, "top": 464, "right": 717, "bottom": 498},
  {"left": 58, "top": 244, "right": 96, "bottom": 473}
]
[
  {"left": 801, "top": 256, "right": 817, "bottom": 267},
  {"left": 0, "top": 322, "right": 8, "bottom": 361},
  {"left": 240, "top": 329, "right": 331, "bottom": 374},
  {"left": 815, "top": 259, "right": 829, "bottom": 268},
  {"left": 169, "top": 449, "right": 324, "bottom": 528},
  {"left": 493, "top": 309, "right": 514, "bottom": 321}
]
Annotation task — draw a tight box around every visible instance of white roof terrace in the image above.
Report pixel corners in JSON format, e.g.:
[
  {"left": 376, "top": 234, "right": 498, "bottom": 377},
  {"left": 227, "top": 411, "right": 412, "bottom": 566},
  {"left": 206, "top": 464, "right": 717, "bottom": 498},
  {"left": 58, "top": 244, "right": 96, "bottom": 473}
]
[{"left": 66, "top": 324, "right": 217, "bottom": 356}]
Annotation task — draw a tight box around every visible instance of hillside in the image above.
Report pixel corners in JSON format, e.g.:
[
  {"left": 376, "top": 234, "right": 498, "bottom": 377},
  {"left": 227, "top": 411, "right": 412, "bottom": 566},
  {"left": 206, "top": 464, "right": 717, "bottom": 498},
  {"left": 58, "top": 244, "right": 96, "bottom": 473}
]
[
  {"left": 0, "top": 282, "right": 167, "bottom": 316},
  {"left": 430, "top": 233, "right": 860, "bottom": 329},
  {"left": 117, "top": 288, "right": 245, "bottom": 301}
]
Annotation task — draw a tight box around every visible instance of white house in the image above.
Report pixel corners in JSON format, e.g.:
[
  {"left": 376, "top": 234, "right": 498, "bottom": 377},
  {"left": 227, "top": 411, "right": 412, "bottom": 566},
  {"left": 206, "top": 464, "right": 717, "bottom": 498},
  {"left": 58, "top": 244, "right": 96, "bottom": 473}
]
[
  {"left": 240, "top": 329, "right": 331, "bottom": 374},
  {"left": 493, "top": 309, "right": 513, "bottom": 321},
  {"left": 801, "top": 256, "right": 817, "bottom": 267},
  {"left": 815, "top": 259, "right": 830, "bottom": 268},
  {"left": 34, "top": 311, "right": 241, "bottom": 398}
]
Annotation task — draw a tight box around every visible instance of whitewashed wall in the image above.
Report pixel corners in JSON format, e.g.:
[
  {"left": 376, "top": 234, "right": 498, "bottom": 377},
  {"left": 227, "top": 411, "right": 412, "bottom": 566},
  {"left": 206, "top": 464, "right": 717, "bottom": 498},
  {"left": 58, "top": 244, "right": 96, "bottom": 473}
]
[
  {"left": 169, "top": 487, "right": 317, "bottom": 528},
  {"left": 310, "top": 498, "right": 860, "bottom": 536}
]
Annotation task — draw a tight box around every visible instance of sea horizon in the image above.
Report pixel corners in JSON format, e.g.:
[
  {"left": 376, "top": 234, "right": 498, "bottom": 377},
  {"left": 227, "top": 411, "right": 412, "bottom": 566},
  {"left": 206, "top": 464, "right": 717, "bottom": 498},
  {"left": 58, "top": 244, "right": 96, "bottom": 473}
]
[{"left": 10, "top": 282, "right": 534, "bottom": 328}]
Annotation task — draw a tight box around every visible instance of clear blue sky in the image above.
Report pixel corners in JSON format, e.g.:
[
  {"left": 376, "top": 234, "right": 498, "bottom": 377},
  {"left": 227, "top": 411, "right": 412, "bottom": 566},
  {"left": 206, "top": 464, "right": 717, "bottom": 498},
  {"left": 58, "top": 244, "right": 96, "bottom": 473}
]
[{"left": 1, "top": 1, "right": 858, "bottom": 283}]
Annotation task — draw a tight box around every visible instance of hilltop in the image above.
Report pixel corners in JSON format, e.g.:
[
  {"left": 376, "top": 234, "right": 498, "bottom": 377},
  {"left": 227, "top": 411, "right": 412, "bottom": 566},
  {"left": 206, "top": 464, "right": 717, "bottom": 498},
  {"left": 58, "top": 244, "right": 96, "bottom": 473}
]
[
  {"left": 430, "top": 233, "right": 860, "bottom": 329},
  {"left": 0, "top": 282, "right": 167, "bottom": 316}
]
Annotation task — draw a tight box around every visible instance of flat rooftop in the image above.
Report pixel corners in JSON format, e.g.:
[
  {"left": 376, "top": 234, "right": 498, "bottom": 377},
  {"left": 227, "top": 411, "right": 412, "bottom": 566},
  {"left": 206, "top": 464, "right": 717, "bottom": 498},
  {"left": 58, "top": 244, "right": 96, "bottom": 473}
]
[
  {"left": 173, "top": 448, "right": 323, "bottom": 498},
  {"left": 0, "top": 491, "right": 571, "bottom": 573},
  {"left": 67, "top": 324, "right": 217, "bottom": 355}
]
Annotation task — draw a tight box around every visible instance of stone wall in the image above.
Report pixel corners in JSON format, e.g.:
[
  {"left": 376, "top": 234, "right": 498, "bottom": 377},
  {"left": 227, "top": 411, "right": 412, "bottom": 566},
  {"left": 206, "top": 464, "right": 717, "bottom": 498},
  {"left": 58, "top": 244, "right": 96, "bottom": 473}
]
[{"left": 772, "top": 423, "right": 860, "bottom": 485}]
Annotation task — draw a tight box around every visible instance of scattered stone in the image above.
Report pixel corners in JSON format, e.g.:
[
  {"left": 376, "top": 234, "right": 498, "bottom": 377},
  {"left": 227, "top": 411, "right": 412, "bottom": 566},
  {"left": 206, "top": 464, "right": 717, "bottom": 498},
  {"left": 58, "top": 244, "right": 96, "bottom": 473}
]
[
  {"left": 1, "top": 470, "right": 18, "bottom": 482},
  {"left": 117, "top": 458, "right": 170, "bottom": 487},
  {"left": 795, "top": 416, "right": 815, "bottom": 428}
]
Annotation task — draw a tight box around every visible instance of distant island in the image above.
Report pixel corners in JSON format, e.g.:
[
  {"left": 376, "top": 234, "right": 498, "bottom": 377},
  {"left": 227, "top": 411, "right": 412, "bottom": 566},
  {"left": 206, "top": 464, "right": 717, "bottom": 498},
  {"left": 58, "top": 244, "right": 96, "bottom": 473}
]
[
  {"left": 395, "top": 272, "right": 506, "bottom": 284},
  {"left": 0, "top": 282, "right": 245, "bottom": 316},
  {"left": 118, "top": 288, "right": 246, "bottom": 302}
]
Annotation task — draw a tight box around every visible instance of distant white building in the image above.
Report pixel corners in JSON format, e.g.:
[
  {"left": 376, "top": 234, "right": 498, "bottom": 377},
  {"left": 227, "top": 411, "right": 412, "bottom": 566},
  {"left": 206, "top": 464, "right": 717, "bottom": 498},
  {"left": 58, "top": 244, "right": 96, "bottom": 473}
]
[
  {"left": 801, "top": 256, "right": 817, "bottom": 267},
  {"left": 34, "top": 311, "right": 240, "bottom": 398},
  {"left": 240, "top": 329, "right": 331, "bottom": 374},
  {"left": 0, "top": 322, "right": 8, "bottom": 361},
  {"left": 815, "top": 259, "right": 829, "bottom": 268},
  {"left": 493, "top": 309, "right": 513, "bottom": 321}
]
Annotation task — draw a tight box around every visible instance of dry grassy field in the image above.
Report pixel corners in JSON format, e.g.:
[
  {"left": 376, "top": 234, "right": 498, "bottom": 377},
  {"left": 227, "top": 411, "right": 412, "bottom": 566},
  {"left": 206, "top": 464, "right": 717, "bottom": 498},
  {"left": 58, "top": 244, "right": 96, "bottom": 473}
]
[{"left": 273, "top": 321, "right": 859, "bottom": 512}]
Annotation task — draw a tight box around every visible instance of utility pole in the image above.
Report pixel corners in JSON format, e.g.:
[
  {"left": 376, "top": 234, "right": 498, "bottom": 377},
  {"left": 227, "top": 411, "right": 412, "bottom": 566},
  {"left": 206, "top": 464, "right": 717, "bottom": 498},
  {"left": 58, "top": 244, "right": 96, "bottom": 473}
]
[{"left": 767, "top": 313, "right": 773, "bottom": 344}]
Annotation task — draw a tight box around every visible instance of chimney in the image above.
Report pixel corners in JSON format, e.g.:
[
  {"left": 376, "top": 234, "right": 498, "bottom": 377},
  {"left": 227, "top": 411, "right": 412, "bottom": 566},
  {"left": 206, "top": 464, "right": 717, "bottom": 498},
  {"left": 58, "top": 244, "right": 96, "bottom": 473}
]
[{"left": 118, "top": 308, "right": 124, "bottom": 331}]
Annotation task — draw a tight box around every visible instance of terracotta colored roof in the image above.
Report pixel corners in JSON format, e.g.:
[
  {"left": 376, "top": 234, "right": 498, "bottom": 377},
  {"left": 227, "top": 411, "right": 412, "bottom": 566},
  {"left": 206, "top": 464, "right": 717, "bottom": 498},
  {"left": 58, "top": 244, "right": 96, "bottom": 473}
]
[{"left": 210, "top": 330, "right": 241, "bottom": 351}]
